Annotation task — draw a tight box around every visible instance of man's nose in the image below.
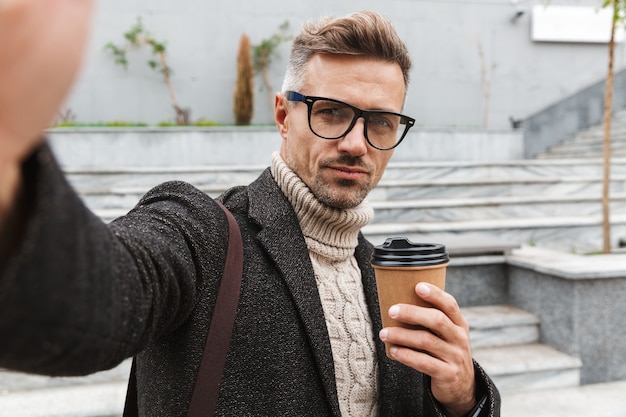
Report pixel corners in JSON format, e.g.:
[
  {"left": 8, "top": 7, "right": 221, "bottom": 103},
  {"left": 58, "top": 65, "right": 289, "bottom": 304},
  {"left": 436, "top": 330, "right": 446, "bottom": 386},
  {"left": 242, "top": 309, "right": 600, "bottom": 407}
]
[{"left": 337, "top": 118, "right": 368, "bottom": 156}]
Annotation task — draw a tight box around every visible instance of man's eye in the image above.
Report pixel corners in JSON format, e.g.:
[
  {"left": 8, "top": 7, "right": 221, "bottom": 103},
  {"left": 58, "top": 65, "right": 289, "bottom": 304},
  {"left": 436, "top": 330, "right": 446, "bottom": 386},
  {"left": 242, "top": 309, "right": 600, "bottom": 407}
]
[
  {"left": 318, "top": 107, "right": 342, "bottom": 116},
  {"left": 370, "top": 115, "right": 394, "bottom": 129},
  {"left": 316, "top": 106, "right": 352, "bottom": 121}
]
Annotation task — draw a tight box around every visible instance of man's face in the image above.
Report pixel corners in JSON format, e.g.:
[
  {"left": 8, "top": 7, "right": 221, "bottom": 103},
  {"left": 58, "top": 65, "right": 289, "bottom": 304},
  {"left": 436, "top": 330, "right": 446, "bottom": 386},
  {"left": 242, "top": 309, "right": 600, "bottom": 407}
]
[{"left": 276, "top": 54, "right": 406, "bottom": 209}]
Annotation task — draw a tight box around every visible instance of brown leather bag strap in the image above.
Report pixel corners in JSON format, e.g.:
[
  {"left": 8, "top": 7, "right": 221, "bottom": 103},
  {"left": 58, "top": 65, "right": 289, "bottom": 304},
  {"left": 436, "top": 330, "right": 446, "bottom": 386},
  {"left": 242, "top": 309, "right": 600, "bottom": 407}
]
[
  {"left": 123, "top": 201, "right": 243, "bottom": 417},
  {"left": 187, "top": 201, "right": 243, "bottom": 416}
]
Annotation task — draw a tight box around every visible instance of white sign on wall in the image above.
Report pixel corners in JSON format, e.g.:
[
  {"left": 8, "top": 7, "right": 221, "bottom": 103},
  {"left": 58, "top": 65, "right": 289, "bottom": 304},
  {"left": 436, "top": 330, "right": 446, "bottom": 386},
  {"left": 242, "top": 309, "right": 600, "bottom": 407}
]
[{"left": 532, "top": 5, "right": 624, "bottom": 43}]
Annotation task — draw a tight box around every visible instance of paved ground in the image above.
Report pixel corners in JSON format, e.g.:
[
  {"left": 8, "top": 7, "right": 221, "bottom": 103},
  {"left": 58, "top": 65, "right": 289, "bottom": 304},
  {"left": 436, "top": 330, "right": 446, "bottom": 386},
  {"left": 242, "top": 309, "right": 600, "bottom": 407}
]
[{"left": 501, "top": 381, "right": 626, "bottom": 417}]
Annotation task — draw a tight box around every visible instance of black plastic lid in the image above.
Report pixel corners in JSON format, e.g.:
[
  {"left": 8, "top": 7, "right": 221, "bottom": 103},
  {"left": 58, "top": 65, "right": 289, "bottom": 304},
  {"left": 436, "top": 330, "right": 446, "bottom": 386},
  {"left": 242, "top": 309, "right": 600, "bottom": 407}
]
[{"left": 372, "top": 237, "right": 449, "bottom": 267}]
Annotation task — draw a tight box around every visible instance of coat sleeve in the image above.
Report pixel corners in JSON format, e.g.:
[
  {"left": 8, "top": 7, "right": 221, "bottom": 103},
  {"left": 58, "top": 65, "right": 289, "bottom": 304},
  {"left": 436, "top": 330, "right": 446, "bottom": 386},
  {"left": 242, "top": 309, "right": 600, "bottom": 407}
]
[
  {"left": 0, "top": 143, "right": 229, "bottom": 377},
  {"left": 426, "top": 360, "right": 501, "bottom": 417}
]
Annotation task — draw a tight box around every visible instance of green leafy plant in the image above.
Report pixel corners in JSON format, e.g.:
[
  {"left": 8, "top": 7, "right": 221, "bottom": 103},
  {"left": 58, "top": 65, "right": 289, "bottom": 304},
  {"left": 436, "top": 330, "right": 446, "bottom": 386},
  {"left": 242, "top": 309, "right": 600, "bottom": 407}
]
[
  {"left": 157, "top": 119, "right": 220, "bottom": 127},
  {"left": 193, "top": 119, "right": 219, "bottom": 127},
  {"left": 252, "top": 21, "right": 292, "bottom": 110},
  {"left": 53, "top": 107, "right": 77, "bottom": 127},
  {"left": 104, "top": 120, "right": 149, "bottom": 127},
  {"left": 104, "top": 17, "right": 191, "bottom": 125},
  {"left": 52, "top": 121, "right": 149, "bottom": 128},
  {"left": 156, "top": 120, "right": 178, "bottom": 127}
]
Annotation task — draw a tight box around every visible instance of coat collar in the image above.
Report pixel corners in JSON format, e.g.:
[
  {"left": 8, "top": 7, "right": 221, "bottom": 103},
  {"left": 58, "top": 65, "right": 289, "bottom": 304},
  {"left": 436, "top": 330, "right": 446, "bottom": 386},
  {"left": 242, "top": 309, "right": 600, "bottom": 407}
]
[
  {"left": 246, "top": 170, "right": 342, "bottom": 417},
  {"left": 241, "top": 170, "right": 404, "bottom": 416}
]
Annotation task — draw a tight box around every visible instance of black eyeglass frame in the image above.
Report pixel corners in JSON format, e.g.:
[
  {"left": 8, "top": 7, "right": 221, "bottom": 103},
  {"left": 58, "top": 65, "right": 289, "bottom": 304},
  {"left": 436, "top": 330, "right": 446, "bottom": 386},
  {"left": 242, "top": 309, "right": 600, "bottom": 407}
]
[{"left": 285, "top": 90, "right": 415, "bottom": 151}]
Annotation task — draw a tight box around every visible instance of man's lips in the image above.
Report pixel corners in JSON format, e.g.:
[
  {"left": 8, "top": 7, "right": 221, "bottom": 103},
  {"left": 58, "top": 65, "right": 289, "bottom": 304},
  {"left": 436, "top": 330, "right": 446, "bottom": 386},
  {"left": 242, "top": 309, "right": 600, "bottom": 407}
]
[{"left": 328, "top": 165, "right": 369, "bottom": 180}]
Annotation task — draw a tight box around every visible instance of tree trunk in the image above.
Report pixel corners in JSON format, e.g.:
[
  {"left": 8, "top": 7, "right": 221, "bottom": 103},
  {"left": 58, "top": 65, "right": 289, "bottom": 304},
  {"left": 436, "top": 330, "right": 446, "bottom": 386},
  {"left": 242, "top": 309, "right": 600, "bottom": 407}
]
[
  {"left": 477, "top": 38, "right": 490, "bottom": 129},
  {"left": 602, "top": 0, "right": 618, "bottom": 253},
  {"left": 261, "top": 66, "right": 274, "bottom": 114}
]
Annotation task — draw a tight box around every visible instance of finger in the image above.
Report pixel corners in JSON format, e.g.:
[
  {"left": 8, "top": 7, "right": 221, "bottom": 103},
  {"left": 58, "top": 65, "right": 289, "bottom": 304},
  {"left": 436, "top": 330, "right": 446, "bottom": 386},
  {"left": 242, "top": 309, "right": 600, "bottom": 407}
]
[
  {"left": 388, "top": 341, "right": 444, "bottom": 375},
  {"left": 380, "top": 326, "right": 451, "bottom": 361},
  {"left": 379, "top": 328, "right": 470, "bottom": 390},
  {"left": 415, "top": 282, "right": 468, "bottom": 330},
  {"left": 386, "top": 301, "right": 465, "bottom": 346},
  {"left": 0, "top": 0, "right": 93, "bottom": 152},
  {"left": 380, "top": 326, "right": 477, "bottom": 412}
]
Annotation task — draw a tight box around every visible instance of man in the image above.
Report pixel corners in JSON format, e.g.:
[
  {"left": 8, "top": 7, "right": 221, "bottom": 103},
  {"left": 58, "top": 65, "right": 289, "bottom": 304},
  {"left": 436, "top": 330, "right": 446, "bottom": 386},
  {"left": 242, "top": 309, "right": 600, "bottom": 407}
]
[{"left": 0, "top": 2, "right": 500, "bottom": 416}]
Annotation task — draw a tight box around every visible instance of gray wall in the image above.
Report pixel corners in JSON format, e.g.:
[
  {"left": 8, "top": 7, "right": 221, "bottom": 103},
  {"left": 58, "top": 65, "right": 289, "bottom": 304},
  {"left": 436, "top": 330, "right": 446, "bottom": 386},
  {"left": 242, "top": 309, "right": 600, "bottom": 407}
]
[
  {"left": 64, "top": 0, "right": 626, "bottom": 130},
  {"left": 508, "top": 265, "right": 626, "bottom": 384},
  {"left": 46, "top": 127, "right": 523, "bottom": 168}
]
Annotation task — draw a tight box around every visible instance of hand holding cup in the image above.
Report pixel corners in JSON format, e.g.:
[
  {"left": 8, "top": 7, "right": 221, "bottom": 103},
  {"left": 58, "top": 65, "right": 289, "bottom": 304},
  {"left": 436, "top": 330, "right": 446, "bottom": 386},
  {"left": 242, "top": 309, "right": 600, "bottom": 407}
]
[{"left": 372, "top": 237, "right": 449, "bottom": 357}]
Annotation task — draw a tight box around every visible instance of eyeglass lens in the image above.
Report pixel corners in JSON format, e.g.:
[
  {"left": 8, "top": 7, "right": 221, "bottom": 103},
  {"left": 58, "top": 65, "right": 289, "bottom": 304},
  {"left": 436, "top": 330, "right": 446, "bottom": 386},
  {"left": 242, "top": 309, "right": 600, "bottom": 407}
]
[{"left": 308, "top": 99, "right": 409, "bottom": 150}]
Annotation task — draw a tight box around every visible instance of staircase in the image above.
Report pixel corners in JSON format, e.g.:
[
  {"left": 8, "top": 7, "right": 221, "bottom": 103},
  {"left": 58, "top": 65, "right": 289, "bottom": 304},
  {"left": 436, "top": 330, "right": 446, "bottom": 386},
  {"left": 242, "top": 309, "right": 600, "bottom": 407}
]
[
  {"left": 364, "top": 158, "right": 626, "bottom": 252},
  {"left": 536, "top": 109, "right": 626, "bottom": 159},
  {"left": 465, "top": 305, "right": 581, "bottom": 390},
  {"left": 66, "top": 158, "right": 626, "bottom": 253},
  {"left": 465, "top": 305, "right": 626, "bottom": 417}
]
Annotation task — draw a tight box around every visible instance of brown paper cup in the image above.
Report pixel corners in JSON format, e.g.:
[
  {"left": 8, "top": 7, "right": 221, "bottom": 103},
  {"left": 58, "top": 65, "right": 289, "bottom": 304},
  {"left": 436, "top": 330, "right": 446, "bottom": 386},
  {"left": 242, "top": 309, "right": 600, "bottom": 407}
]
[{"left": 374, "top": 262, "right": 448, "bottom": 357}]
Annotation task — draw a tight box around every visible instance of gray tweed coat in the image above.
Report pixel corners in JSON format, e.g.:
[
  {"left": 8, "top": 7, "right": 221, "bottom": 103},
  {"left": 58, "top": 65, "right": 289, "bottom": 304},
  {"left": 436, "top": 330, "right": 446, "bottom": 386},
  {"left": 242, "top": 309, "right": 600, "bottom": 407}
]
[{"left": 0, "top": 144, "right": 500, "bottom": 416}]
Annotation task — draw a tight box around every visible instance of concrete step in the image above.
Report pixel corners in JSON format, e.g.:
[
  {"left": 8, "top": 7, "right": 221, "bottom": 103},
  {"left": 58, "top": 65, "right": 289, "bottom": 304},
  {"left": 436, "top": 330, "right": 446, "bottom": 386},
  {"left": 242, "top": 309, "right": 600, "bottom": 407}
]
[
  {"left": 79, "top": 177, "right": 584, "bottom": 204},
  {"left": 537, "top": 148, "right": 626, "bottom": 158},
  {"left": 0, "top": 360, "right": 131, "bottom": 393},
  {"left": 543, "top": 141, "right": 626, "bottom": 156},
  {"left": 82, "top": 174, "right": 626, "bottom": 201},
  {"left": 96, "top": 208, "right": 626, "bottom": 253},
  {"left": 77, "top": 184, "right": 226, "bottom": 212},
  {"left": 569, "top": 132, "right": 626, "bottom": 143},
  {"left": 501, "top": 380, "right": 626, "bottom": 417},
  {"left": 463, "top": 305, "right": 584, "bottom": 395},
  {"left": 363, "top": 213, "right": 626, "bottom": 253},
  {"left": 545, "top": 147, "right": 626, "bottom": 159},
  {"left": 564, "top": 136, "right": 626, "bottom": 149},
  {"left": 0, "top": 381, "right": 125, "bottom": 417},
  {"left": 79, "top": 185, "right": 626, "bottom": 222},
  {"left": 63, "top": 159, "right": 626, "bottom": 189},
  {"left": 370, "top": 193, "right": 626, "bottom": 223},
  {"left": 570, "top": 126, "right": 626, "bottom": 138},
  {"left": 0, "top": 360, "right": 131, "bottom": 417},
  {"left": 64, "top": 165, "right": 265, "bottom": 190},
  {"left": 370, "top": 176, "right": 626, "bottom": 201},
  {"left": 375, "top": 158, "right": 626, "bottom": 180},
  {"left": 473, "top": 343, "right": 582, "bottom": 394},
  {"left": 536, "top": 151, "right": 626, "bottom": 159},
  {"left": 462, "top": 305, "right": 540, "bottom": 349}
]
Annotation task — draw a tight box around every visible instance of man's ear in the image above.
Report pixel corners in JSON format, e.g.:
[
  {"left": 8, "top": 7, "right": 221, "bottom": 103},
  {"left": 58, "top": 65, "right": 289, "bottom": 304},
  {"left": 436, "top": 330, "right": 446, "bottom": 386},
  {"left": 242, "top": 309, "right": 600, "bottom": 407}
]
[{"left": 274, "top": 93, "right": 289, "bottom": 140}]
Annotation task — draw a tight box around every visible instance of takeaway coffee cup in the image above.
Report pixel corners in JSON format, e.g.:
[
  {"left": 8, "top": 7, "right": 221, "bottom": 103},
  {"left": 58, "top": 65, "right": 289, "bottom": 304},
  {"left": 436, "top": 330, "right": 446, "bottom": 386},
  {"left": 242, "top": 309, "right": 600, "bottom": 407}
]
[{"left": 372, "top": 237, "right": 449, "bottom": 357}]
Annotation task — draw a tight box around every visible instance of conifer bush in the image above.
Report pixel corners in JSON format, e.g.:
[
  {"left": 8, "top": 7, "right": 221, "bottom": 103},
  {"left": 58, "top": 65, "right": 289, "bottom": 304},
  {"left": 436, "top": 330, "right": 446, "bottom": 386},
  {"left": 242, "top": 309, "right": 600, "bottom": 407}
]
[{"left": 233, "top": 34, "right": 254, "bottom": 126}]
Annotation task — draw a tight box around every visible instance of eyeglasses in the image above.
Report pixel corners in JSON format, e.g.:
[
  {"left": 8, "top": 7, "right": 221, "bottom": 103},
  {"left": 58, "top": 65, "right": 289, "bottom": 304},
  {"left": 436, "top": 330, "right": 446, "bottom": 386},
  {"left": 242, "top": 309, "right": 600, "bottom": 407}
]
[{"left": 285, "top": 91, "right": 415, "bottom": 151}]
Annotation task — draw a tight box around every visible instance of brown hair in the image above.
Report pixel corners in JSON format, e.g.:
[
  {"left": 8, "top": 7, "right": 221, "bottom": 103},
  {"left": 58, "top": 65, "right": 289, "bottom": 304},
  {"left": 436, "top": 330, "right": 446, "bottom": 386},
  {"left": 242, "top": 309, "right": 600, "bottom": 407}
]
[{"left": 281, "top": 10, "right": 412, "bottom": 93}]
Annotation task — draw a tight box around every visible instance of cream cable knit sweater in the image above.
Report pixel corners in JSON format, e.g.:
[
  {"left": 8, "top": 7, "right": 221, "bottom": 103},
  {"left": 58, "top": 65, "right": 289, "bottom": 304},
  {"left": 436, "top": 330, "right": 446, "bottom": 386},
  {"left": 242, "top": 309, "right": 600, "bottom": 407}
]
[{"left": 271, "top": 152, "right": 379, "bottom": 416}]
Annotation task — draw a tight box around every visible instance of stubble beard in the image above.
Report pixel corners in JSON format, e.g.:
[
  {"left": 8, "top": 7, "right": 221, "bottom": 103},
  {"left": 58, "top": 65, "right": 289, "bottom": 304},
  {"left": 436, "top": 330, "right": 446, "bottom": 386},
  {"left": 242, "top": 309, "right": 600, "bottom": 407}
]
[
  {"left": 309, "top": 177, "right": 371, "bottom": 209},
  {"left": 283, "top": 152, "right": 375, "bottom": 209},
  {"left": 310, "top": 156, "right": 374, "bottom": 209}
]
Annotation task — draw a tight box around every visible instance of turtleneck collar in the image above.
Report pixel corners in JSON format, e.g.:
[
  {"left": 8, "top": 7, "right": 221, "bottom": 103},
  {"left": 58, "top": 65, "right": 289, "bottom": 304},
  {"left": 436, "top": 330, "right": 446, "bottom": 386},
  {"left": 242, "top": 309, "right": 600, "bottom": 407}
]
[{"left": 270, "top": 152, "right": 374, "bottom": 260}]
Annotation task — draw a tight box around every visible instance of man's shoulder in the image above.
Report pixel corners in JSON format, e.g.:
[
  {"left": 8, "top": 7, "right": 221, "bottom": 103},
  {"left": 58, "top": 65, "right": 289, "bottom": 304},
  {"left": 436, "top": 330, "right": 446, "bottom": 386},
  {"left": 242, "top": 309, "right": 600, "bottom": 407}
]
[
  {"left": 219, "top": 167, "right": 277, "bottom": 207},
  {"left": 139, "top": 180, "right": 217, "bottom": 207}
]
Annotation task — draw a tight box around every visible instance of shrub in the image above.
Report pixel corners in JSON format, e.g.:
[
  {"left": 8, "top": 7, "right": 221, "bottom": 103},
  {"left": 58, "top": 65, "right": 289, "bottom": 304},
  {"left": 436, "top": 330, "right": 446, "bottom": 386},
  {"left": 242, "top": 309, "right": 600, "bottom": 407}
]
[{"left": 233, "top": 34, "right": 254, "bottom": 126}]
